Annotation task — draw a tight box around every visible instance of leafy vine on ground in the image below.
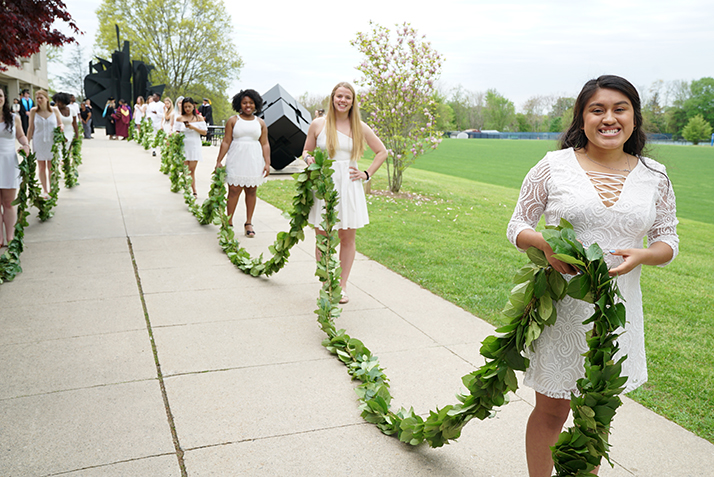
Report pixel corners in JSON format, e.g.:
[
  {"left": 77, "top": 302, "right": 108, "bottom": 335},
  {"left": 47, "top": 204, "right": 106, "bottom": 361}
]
[{"left": 146, "top": 138, "right": 628, "bottom": 475}]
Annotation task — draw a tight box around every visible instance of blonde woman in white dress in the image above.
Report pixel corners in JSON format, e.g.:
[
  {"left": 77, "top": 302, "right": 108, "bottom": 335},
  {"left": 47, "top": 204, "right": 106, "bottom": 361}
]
[
  {"left": 214, "top": 90, "right": 270, "bottom": 236},
  {"left": 174, "top": 97, "right": 207, "bottom": 197},
  {"left": 27, "top": 90, "right": 62, "bottom": 197},
  {"left": 302, "top": 82, "right": 387, "bottom": 303},
  {"left": 507, "top": 75, "right": 679, "bottom": 477},
  {"left": 162, "top": 97, "right": 175, "bottom": 135},
  {"left": 133, "top": 96, "right": 146, "bottom": 133}
]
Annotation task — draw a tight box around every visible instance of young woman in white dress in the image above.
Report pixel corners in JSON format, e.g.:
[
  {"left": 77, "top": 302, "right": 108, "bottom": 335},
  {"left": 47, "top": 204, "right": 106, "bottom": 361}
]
[
  {"left": 214, "top": 90, "right": 270, "bottom": 236},
  {"left": 507, "top": 75, "right": 679, "bottom": 476},
  {"left": 174, "top": 97, "right": 207, "bottom": 197},
  {"left": 0, "top": 89, "right": 31, "bottom": 248},
  {"left": 27, "top": 90, "right": 62, "bottom": 197},
  {"left": 133, "top": 96, "right": 146, "bottom": 132},
  {"left": 52, "top": 92, "right": 79, "bottom": 144},
  {"left": 303, "top": 82, "right": 387, "bottom": 303},
  {"left": 162, "top": 97, "right": 175, "bottom": 135}
]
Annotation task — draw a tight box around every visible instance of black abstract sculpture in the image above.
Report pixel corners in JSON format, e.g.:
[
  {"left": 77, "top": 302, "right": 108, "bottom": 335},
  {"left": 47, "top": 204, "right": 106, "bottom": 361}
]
[
  {"left": 84, "top": 35, "right": 164, "bottom": 127},
  {"left": 259, "top": 84, "right": 311, "bottom": 170}
]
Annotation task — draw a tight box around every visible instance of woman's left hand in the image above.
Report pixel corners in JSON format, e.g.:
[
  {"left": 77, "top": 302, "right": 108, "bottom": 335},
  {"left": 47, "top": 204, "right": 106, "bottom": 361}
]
[
  {"left": 608, "top": 248, "right": 648, "bottom": 276},
  {"left": 349, "top": 166, "right": 367, "bottom": 182},
  {"left": 18, "top": 144, "right": 30, "bottom": 155},
  {"left": 263, "top": 164, "right": 271, "bottom": 178}
]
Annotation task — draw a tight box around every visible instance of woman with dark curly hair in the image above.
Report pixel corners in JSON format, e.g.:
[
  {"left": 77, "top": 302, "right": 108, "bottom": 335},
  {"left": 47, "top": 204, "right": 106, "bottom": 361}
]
[
  {"left": 53, "top": 92, "right": 79, "bottom": 143},
  {"left": 507, "top": 75, "right": 679, "bottom": 476},
  {"left": 0, "top": 88, "right": 30, "bottom": 248},
  {"left": 214, "top": 89, "right": 270, "bottom": 236}
]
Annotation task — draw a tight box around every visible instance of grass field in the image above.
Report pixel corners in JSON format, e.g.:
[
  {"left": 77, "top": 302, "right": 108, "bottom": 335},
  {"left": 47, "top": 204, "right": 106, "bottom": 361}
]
[{"left": 258, "top": 139, "right": 714, "bottom": 443}]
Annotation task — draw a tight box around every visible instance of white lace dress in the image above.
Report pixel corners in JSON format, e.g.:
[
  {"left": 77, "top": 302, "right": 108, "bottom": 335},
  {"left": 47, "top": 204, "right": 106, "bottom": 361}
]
[
  {"left": 507, "top": 148, "right": 679, "bottom": 399},
  {"left": 225, "top": 116, "right": 266, "bottom": 187},
  {"left": 307, "top": 127, "right": 369, "bottom": 230}
]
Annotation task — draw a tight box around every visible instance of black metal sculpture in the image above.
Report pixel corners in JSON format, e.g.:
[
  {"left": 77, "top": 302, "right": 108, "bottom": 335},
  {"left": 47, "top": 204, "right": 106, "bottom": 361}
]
[
  {"left": 84, "top": 35, "right": 164, "bottom": 127},
  {"left": 259, "top": 84, "right": 311, "bottom": 170}
]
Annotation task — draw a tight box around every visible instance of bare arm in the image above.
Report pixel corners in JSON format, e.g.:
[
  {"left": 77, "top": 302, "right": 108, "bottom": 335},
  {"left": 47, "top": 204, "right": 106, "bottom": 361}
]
[
  {"left": 15, "top": 115, "right": 30, "bottom": 154},
  {"left": 72, "top": 116, "right": 79, "bottom": 139},
  {"left": 27, "top": 109, "right": 36, "bottom": 142},
  {"left": 214, "top": 117, "right": 236, "bottom": 170},
  {"left": 361, "top": 121, "right": 387, "bottom": 178},
  {"left": 302, "top": 118, "right": 324, "bottom": 164},
  {"left": 259, "top": 118, "right": 271, "bottom": 177},
  {"left": 54, "top": 108, "right": 64, "bottom": 132}
]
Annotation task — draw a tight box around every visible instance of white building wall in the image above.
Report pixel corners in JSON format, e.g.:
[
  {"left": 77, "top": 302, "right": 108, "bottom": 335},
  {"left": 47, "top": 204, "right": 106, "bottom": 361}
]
[{"left": 0, "top": 45, "right": 50, "bottom": 101}]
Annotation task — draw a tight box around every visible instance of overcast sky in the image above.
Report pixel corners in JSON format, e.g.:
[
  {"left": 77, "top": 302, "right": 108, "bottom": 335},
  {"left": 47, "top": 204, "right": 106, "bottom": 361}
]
[{"left": 59, "top": 0, "right": 713, "bottom": 110}]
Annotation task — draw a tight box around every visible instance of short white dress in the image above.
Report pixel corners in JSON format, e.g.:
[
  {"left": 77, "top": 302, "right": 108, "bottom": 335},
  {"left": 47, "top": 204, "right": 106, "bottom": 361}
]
[
  {"left": 225, "top": 116, "right": 266, "bottom": 187},
  {"left": 162, "top": 112, "right": 174, "bottom": 134},
  {"left": 59, "top": 110, "right": 75, "bottom": 142},
  {"left": 134, "top": 104, "right": 145, "bottom": 122},
  {"left": 32, "top": 112, "right": 58, "bottom": 161},
  {"left": 173, "top": 119, "right": 206, "bottom": 162},
  {"left": 0, "top": 116, "right": 20, "bottom": 189},
  {"left": 507, "top": 148, "right": 679, "bottom": 399},
  {"left": 308, "top": 127, "right": 369, "bottom": 230}
]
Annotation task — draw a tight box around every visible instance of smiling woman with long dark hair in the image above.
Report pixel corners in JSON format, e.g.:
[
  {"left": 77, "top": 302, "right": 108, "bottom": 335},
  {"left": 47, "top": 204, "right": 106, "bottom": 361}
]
[{"left": 507, "top": 75, "right": 679, "bottom": 476}]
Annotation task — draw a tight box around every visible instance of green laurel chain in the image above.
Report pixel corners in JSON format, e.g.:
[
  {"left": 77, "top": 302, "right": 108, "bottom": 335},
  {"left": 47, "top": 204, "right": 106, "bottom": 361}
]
[{"left": 154, "top": 137, "right": 626, "bottom": 475}]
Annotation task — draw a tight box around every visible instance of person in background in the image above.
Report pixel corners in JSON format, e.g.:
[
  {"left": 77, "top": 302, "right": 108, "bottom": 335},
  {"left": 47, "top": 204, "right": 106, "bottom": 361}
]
[
  {"left": 162, "top": 97, "right": 175, "bottom": 134},
  {"left": 27, "top": 89, "right": 63, "bottom": 197},
  {"left": 103, "top": 97, "right": 117, "bottom": 139},
  {"left": 112, "top": 99, "right": 131, "bottom": 139},
  {"left": 174, "top": 97, "right": 207, "bottom": 197},
  {"left": 147, "top": 93, "right": 164, "bottom": 155},
  {"left": 199, "top": 98, "right": 213, "bottom": 141},
  {"left": 80, "top": 102, "right": 92, "bottom": 139},
  {"left": 19, "top": 89, "right": 34, "bottom": 134},
  {"left": 85, "top": 99, "right": 94, "bottom": 134},
  {"left": 68, "top": 95, "right": 81, "bottom": 120},
  {"left": 54, "top": 92, "right": 79, "bottom": 144},
  {"left": 133, "top": 96, "right": 146, "bottom": 132},
  {"left": 12, "top": 98, "right": 21, "bottom": 115},
  {"left": 314, "top": 108, "right": 325, "bottom": 119}
]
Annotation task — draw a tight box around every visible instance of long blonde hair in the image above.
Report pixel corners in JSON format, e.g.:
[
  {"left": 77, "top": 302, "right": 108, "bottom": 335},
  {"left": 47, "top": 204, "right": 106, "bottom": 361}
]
[
  {"left": 325, "top": 82, "right": 364, "bottom": 162},
  {"left": 163, "top": 97, "right": 174, "bottom": 120},
  {"left": 36, "top": 90, "right": 52, "bottom": 113}
]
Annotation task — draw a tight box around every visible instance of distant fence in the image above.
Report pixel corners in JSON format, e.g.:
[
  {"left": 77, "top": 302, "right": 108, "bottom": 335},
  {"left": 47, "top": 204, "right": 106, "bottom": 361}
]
[{"left": 448, "top": 131, "right": 705, "bottom": 145}]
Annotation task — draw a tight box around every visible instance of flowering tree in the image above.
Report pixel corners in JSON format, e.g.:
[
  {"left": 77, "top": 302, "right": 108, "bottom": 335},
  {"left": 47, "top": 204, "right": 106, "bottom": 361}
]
[
  {"left": 0, "top": 0, "right": 79, "bottom": 71},
  {"left": 352, "top": 22, "right": 443, "bottom": 193}
]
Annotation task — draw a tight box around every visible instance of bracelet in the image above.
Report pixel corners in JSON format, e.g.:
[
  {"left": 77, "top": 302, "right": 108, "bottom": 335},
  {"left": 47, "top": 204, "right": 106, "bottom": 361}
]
[{"left": 364, "top": 170, "right": 370, "bottom": 181}]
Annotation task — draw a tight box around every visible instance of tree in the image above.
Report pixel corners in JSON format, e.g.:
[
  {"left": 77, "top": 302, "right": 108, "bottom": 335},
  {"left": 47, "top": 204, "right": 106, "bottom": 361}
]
[
  {"left": 352, "top": 21, "right": 443, "bottom": 193},
  {"left": 681, "top": 114, "right": 713, "bottom": 145},
  {"left": 56, "top": 44, "right": 87, "bottom": 98},
  {"left": 683, "top": 77, "right": 714, "bottom": 128},
  {"left": 447, "top": 85, "right": 484, "bottom": 131},
  {"left": 0, "top": 0, "right": 79, "bottom": 71},
  {"left": 484, "top": 89, "right": 515, "bottom": 131},
  {"left": 94, "top": 0, "right": 242, "bottom": 116},
  {"left": 297, "top": 92, "right": 331, "bottom": 120},
  {"left": 522, "top": 95, "right": 551, "bottom": 132},
  {"left": 642, "top": 81, "right": 667, "bottom": 133},
  {"left": 431, "top": 90, "right": 455, "bottom": 132}
]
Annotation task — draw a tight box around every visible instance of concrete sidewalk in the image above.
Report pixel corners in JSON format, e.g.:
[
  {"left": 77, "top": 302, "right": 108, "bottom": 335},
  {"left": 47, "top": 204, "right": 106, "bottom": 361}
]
[{"left": 1, "top": 134, "right": 711, "bottom": 476}]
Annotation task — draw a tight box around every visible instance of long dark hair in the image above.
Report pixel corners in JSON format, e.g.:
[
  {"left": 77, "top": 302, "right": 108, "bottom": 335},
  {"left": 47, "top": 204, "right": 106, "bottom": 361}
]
[
  {"left": 1, "top": 90, "right": 12, "bottom": 133},
  {"left": 182, "top": 97, "right": 198, "bottom": 119},
  {"left": 561, "top": 75, "right": 646, "bottom": 156},
  {"left": 561, "top": 75, "right": 668, "bottom": 183}
]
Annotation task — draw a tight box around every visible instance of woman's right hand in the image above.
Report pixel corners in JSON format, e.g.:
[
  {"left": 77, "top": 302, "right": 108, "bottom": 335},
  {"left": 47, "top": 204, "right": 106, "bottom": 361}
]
[{"left": 543, "top": 241, "right": 579, "bottom": 275}]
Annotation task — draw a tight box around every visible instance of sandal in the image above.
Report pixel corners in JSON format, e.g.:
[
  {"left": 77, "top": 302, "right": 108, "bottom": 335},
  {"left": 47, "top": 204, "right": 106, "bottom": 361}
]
[
  {"left": 193, "top": 192, "right": 198, "bottom": 198},
  {"left": 339, "top": 293, "right": 349, "bottom": 304},
  {"left": 244, "top": 223, "right": 255, "bottom": 237}
]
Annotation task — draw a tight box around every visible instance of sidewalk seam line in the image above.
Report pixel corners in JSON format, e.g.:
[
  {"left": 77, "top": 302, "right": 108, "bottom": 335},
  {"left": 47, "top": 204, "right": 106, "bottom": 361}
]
[{"left": 127, "top": 237, "right": 188, "bottom": 477}]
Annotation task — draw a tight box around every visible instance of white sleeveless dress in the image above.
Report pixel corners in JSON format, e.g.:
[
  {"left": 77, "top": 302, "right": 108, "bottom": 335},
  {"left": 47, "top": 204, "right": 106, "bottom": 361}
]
[
  {"left": 162, "top": 112, "right": 174, "bottom": 134},
  {"left": 173, "top": 119, "right": 206, "bottom": 162},
  {"left": 307, "top": 127, "right": 369, "bottom": 230},
  {"left": 33, "top": 113, "right": 58, "bottom": 161},
  {"left": 0, "top": 116, "right": 20, "bottom": 189},
  {"left": 59, "top": 110, "right": 74, "bottom": 142},
  {"left": 507, "top": 148, "right": 679, "bottom": 399},
  {"left": 225, "top": 116, "right": 266, "bottom": 187},
  {"left": 134, "top": 104, "right": 144, "bottom": 122}
]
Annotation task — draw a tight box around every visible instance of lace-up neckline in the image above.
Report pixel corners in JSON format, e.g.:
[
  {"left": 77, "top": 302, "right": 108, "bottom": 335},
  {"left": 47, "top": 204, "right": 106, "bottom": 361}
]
[{"left": 584, "top": 170, "right": 628, "bottom": 207}]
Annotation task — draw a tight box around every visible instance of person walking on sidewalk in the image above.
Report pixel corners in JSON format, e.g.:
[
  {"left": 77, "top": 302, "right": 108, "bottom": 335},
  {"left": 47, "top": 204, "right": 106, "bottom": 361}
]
[
  {"left": 0, "top": 88, "right": 30, "bottom": 248},
  {"left": 27, "top": 90, "right": 63, "bottom": 197},
  {"left": 507, "top": 75, "right": 679, "bottom": 477},
  {"left": 214, "top": 90, "right": 270, "bottom": 236},
  {"left": 302, "top": 82, "right": 387, "bottom": 304},
  {"left": 174, "top": 97, "right": 207, "bottom": 197}
]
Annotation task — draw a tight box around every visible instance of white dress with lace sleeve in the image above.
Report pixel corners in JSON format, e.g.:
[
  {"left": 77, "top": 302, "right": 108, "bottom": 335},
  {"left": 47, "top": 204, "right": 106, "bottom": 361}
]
[{"left": 506, "top": 148, "right": 679, "bottom": 399}]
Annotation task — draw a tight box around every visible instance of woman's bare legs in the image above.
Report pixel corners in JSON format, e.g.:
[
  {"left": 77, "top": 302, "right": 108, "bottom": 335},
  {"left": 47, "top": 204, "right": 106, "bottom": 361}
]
[
  {"left": 185, "top": 160, "right": 198, "bottom": 195},
  {"left": 314, "top": 227, "right": 356, "bottom": 291},
  {"left": 227, "top": 184, "right": 243, "bottom": 226},
  {"left": 244, "top": 186, "right": 257, "bottom": 233},
  {"left": 38, "top": 160, "right": 51, "bottom": 195},
  {"left": 0, "top": 188, "right": 18, "bottom": 245}
]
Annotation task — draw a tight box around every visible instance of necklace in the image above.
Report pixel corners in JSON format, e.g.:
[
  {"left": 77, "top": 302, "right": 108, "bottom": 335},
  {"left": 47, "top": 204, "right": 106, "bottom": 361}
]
[{"left": 584, "top": 151, "right": 632, "bottom": 173}]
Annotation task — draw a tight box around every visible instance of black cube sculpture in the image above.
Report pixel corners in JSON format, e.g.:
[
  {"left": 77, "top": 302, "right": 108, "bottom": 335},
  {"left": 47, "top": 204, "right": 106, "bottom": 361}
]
[{"left": 259, "top": 84, "right": 311, "bottom": 170}]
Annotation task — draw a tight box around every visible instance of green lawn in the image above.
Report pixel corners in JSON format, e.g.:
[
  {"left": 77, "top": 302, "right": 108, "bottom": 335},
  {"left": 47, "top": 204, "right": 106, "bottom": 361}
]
[{"left": 258, "top": 139, "right": 714, "bottom": 443}]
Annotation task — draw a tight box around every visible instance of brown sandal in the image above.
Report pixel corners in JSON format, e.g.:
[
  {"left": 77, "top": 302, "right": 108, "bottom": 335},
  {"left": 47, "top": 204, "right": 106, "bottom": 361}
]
[{"left": 244, "top": 223, "right": 255, "bottom": 237}]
